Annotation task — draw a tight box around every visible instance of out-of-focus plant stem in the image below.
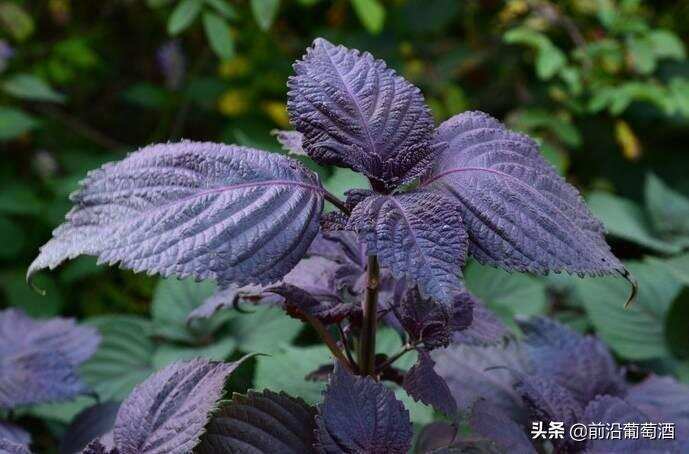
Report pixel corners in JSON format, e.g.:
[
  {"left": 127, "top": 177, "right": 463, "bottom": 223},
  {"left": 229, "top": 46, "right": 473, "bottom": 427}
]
[{"left": 358, "top": 255, "right": 379, "bottom": 377}]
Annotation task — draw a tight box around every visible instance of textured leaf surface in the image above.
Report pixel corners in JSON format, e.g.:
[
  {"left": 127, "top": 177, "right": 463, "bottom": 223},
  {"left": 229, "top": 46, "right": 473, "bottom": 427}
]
[
  {"left": 268, "top": 282, "right": 351, "bottom": 324},
  {"left": 0, "top": 438, "right": 31, "bottom": 454},
  {"left": 396, "top": 287, "right": 472, "bottom": 350},
  {"left": 151, "top": 277, "right": 226, "bottom": 344},
  {"left": 316, "top": 364, "right": 412, "bottom": 454},
  {"left": 29, "top": 141, "right": 324, "bottom": 287},
  {"left": 80, "top": 316, "right": 155, "bottom": 401},
  {"left": 403, "top": 351, "right": 457, "bottom": 416},
  {"left": 186, "top": 284, "right": 269, "bottom": 322},
  {"left": 254, "top": 344, "right": 332, "bottom": 404},
  {"left": 433, "top": 342, "right": 527, "bottom": 421},
  {"left": 348, "top": 191, "right": 468, "bottom": 306},
  {"left": 645, "top": 172, "right": 689, "bottom": 237},
  {"left": 196, "top": 390, "right": 317, "bottom": 453},
  {"left": 287, "top": 38, "right": 436, "bottom": 188},
  {"left": 581, "top": 396, "right": 671, "bottom": 453},
  {"left": 272, "top": 129, "right": 305, "bottom": 156},
  {"left": 588, "top": 191, "right": 686, "bottom": 254},
  {"left": 574, "top": 260, "right": 681, "bottom": 360},
  {"left": 60, "top": 402, "right": 120, "bottom": 454},
  {"left": 469, "top": 400, "right": 536, "bottom": 454},
  {"left": 113, "top": 357, "right": 248, "bottom": 454},
  {"left": 0, "top": 308, "right": 100, "bottom": 367},
  {"left": 518, "top": 317, "right": 626, "bottom": 404},
  {"left": 0, "top": 309, "right": 99, "bottom": 408},
  {"left": 452, "top": 297, "right": 508, "bottom": 346},
  {"left": 512, "top": 374, "right": 582, "bottom": 429},
  {"left": 0, "top": 421, "right": 30, "bottom": 449},
  {"left": 423, "top": 111, "right": 627, "bottom": 280},
  {"left": 627, "top": 375, "right": 689, "bottom": 440},
  {"left": 414, "top": 422, "right": 457, "bottom": 454}
]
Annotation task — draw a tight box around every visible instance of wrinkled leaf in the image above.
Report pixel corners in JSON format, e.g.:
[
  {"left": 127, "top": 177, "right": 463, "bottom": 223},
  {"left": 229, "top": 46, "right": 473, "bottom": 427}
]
[
  {"left": 469, "top": 400, "right": 535, "bottom": 453},
  {"left": 348, "top": 191, "right": 468, "bottom": 306},
  {"left": 29, "top": 142, "right": 324, "bottom": 289},
  {"left": 113, "top": 357, "right": 249, "bottom": 454},
  {"left": 518, "top": 317, "right": 626, "bottom": 404},
  {"left": 288, "top": 38, "right": 436, "bottom": 189},
  {"left": 423, "top": 112, "right": 629, "bottom": 288},
  {"left": 196, "top": 390, "right": 317, "bottom": 453},
  {"left": 403, "top": 351, "right": 457, "bottom": 416},
  {"left": 272, "top": 129, "right": 305, "bottom": 156},
  {"left": 316, "top": 364, "right": 412, "bottom": 454}
]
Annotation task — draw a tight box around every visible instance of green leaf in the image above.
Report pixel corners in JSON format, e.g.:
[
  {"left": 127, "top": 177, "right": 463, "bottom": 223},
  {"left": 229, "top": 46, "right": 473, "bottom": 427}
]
[
  {"left": 203, "top": 12, "right": 235, "bottom": 60},
  {"left": 670, "top": 78, "right": 689, "bottom": 117},
  {"left": 647, "top": 254, "right": 689, "bottom": 287},
  {"left": 464, "top": 261, "right": 548, "bottom": 327},
  {"left": 504, "top": 27, "right": 566, "bottom": 80},
  {"left": 644, "top": 173, "right": 689, "bottom": 238},
  {"left": 666, "top": 289, "right": 689, "bottom": 359},
  {"left": 628, "top": 35, "right": 656, "bottom": 74},
  {"left": 81, "top": 316, "right": 155, "bottom": 401},
  {"left": 0, "top": 2, "right": 34, "bottom": 41},
  {"left": 204, "top": 0, "right": 236, "bottom": 18},
  {"left": 250, "top": 0, "right": 280, "bottom": 31},
  {"left": 1, "top": 271, "right": 63, "bottom": 317},
  {"left": 0, "top": 184, "right": 43, "bottom": 215},
  {"left": 587, "top": 191, "right": 684, "bottom": 254},
  {"left": 152, "top": 337, "right": 237, "bottom": 368},
  {"left": 121, "top": 83, "right": 170, "bottom": 109},
  {"left": 574, "top": 261, "right": 682, "bottom": 360},
  {"left": 168, "top": 0, "right": 203, "bottom": 35},
  {"left": 536, "top": 43, "right": 567, "bottom": 80},
  {"left": 0, "top": 217, "right": 24, "bottom": 259},
  {"left": 2, "top": 73, "right": 65, "bottom": 102},
  {"left": 649, "top": 29, "right": 686, "bottom": 60},
  {"left": 351, "top": 0, "right": 385, "bottom": 34},
  {"left": 0, "top": 107, "right": 38, "bottom": 141},
  {"left": 254, "top": 344, "right": 331, "bottom": 404},
  {"left": 151, "top": 277, "right": 220, "bottom": 343},
  {"left": 228, "top": 305, "right": 302, "bottom": 354}
]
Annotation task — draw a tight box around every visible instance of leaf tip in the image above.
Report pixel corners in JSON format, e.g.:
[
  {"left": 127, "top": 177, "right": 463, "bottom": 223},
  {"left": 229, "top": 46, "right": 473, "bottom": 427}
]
[{"left": 619, "top": 268, "right": 638, "bottom": 308}]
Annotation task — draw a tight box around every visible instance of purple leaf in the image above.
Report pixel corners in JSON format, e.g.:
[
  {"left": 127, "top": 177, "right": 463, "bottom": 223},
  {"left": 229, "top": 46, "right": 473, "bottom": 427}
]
[
  {"left": 0, "top": 438, "right": 31, "bottom": 454},
  {"left": 60, "top": 401, "right": 120, "bottom": 454},
  {"left": 517, "top": 317, "right": 626, "bottom": 404},
  {"left": 512, "top": 374, "right": 582, "bottom": 429},
  {"left": 627, "top": 375, "right": 689, "bottom": 440},
  {"left": 320, "top": 212, "right": 349, "bottom": 231},
  {"left": 581, "top": 396, "right": 673, "bottom": 453},
  {"left": 287, "top": 38, "right": 437, "bottom": 189},
  {"left": 113, "top": 357, "right": 250, "bottom": 454},
  {"left": 0, "top": 421, "right": 30, "bottom": 449},
  {"left": 348, "top": 190, "right": 468, "bottom": 307},
  {"left": 80, "top": 440, "right": 111, "bottom": 454},
  {"left": 196, "top": 390, "right": 317, "bottom": 453},
  {"left": 422, "top": 111, "right": 630, "bottom": 287},
  {"left": 344, "top": 189, "right": 374, "bottom": 211},
  {"left": 469, "top": 400, "right": 536, "bottom": 454},
  {"left": 0, "top": 308, "right": 100, "bottom": 366},
  {"left": 267, "top": 282, "right": 353, "bottom": 324},
  {"left": 316, "top": 364, "right": 412, "bottom": 454},
  {"left": 414, "top": 422, "right": 457, "bottom": 453},
  {"left": 29, "top": 142, "right": 324, "bottom": 288},
  {"left": 396, "top": 287, "right": 472, "bottom": 350},
  {"left": 272, "top": 129, "right": 306, "bottom": 156},
  {"left": 185, "top": 284, "right": 273, "bottom": 322},
  {"left": 0, "top": 309, "right": 99, "bottom": 408},
  {"left": 432, "top": 342, "right": 528, "bottom": 421},
  {"left": 452, "top": 296, "right": 508, "bottom": 346},
  {"left": 403, "top": 350, "right": 457, "bottom": 416}
]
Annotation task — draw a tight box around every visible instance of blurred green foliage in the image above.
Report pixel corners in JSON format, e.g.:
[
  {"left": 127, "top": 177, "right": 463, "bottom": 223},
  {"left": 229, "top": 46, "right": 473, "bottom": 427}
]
[{"left": 2, "top": 0, "right": 689, "bottom": 450}]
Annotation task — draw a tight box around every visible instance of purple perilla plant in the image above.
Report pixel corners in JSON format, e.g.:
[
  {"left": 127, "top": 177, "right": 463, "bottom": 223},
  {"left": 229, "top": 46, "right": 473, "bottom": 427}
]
[{"left": 27, "top": 38, "right": 639, "bottom": 453}]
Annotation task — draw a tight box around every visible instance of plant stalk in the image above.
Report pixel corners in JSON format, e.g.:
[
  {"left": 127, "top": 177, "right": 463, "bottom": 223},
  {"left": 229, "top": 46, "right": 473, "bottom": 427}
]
[{"left": 358, "top": 255, "right": 380, "bottom": 376}]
